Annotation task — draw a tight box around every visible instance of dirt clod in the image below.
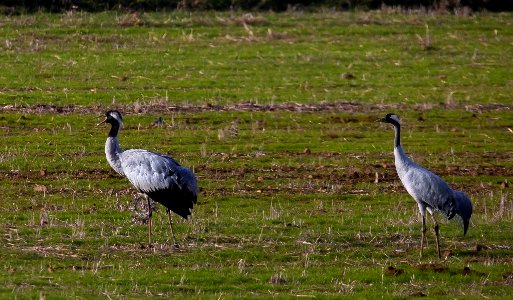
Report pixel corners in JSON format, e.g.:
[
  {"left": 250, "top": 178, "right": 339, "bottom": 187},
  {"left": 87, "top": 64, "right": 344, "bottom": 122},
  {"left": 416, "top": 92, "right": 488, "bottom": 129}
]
[{"left": 384, "top": 266, "right": 404, "bottom": 276}]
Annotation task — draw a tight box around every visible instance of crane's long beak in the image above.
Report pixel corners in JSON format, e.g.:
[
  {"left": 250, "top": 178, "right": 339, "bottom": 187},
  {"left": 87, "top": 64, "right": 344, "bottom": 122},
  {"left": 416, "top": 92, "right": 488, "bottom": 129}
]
[
  {"left": 96, "top": 116, "right": 107, "bottom": 126},
  {"left": 376, "top": 117, "right": 386, "bottom": 123}
]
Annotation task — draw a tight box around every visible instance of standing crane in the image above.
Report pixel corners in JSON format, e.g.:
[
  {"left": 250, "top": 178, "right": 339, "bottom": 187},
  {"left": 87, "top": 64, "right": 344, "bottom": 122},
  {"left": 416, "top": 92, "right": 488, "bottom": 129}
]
[
  {"left": 98, "top": 110, "right": 198, "bottom": 247},
  {"left": 377, "top": 113, "right": 473, "bottom": 258}
]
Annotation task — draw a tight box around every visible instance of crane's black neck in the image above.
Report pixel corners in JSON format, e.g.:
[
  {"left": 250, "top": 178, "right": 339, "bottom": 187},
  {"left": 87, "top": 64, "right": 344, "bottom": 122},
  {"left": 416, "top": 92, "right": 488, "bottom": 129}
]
[
  {"left": 390, "top": 120, "right": 401, "bottom": 148},
  {"left": 108, "top": 122, "right": 120, "bottom": 138}
]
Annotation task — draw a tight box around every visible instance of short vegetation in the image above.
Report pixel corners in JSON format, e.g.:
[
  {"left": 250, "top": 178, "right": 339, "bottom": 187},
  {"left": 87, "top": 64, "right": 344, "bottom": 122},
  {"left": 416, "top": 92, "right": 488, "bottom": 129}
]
[{"left": 0, "top": 10, "right": 512, "bottom": 298}]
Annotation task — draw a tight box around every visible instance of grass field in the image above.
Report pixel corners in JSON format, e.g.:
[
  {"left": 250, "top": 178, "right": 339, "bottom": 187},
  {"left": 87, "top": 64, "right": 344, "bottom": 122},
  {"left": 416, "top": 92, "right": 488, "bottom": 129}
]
[{"left": 1, "top": 10, "right": 513, "bottom": 298}]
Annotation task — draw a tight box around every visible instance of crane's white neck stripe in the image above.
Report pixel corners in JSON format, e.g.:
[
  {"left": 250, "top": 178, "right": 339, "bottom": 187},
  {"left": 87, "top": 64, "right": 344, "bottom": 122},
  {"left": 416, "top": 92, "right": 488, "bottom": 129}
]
[
  {"left": 109, "top": 112, "right": 123, "bottom": 127},
  {"left": 389, "top": 114, "right": 400, "bottom": 124}
]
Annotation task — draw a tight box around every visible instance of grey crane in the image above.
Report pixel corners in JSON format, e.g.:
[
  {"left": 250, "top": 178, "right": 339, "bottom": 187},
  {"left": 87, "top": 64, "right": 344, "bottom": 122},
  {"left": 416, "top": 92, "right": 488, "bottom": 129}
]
[
  {"left": 98, "top": 110, "right": 198, "bottom": 246},
  {"left": 378, "top": 113, "right": 473, "bottom": 258}
]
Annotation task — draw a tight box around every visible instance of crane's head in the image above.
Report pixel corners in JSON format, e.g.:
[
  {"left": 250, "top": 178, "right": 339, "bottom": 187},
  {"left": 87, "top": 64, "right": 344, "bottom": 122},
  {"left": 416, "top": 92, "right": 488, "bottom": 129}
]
[
  {"left": 377, "top": 113, "right": 401, "bottom": 126},
  {"left": 97, "top": 110, "right": 123, "bottom": 127},
  {"left": 450, "top": 190, "right": 473, "bottom": 235}
]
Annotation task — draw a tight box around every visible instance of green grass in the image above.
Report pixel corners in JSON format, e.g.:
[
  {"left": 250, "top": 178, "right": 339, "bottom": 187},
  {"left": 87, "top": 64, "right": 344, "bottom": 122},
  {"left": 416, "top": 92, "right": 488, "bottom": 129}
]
[
  {"left": 1, "top": 10, "right": 513, "bottom": 299},
  {"left": 1, "top": 11, "right": 512, "bottom": 106}
]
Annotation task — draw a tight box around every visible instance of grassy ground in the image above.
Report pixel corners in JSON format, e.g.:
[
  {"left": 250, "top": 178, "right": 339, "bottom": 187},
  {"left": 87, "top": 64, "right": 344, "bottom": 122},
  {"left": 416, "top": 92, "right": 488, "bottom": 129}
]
[{"left": 1, "top": 10, "right": 513, "bottom": 299}]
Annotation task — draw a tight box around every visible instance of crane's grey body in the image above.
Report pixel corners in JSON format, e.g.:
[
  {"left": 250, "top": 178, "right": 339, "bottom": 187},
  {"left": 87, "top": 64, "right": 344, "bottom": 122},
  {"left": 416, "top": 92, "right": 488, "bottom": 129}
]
[
  {"left": 395, "top": 146, "right": 455, "bottom": 218},
  {"left": 100, "top": 110, "right": 198, "bottom": 245},
  {"left": 106, "top": 144, "right": 198, "bottom": 219},
  {"left": 379, "top": 113, "right": 472, "bottom": 258}
]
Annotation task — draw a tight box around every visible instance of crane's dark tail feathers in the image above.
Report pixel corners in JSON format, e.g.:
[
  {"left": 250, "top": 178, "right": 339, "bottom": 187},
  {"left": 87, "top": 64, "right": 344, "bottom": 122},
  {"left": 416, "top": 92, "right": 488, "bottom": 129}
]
[
  {"left": 147, "top": 166, "right": 198, "bottom": 220},
  {"left": 449, "top": 190, "right": 473, "bottom": 235},
  {"left": 147, "top": 187, "right": 197, "bottom": 219}
]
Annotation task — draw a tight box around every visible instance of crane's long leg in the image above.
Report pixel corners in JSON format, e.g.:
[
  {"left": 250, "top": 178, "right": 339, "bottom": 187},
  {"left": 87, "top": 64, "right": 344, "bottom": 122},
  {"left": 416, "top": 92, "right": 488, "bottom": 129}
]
[
  {"left": 418, "top": 204, "right": 427, "bottom": 258},
  {"left": 147, "top": 195, "right": 153, "bottom": 246},
  {"left": 429, "top": 213, "right": 442, "bottom": 259},
  {"left": 166, "top": 208, "right": 178, "bottom": 247},
  {"left": 420, "top": 214, "right": 427, "bottom": 258}
]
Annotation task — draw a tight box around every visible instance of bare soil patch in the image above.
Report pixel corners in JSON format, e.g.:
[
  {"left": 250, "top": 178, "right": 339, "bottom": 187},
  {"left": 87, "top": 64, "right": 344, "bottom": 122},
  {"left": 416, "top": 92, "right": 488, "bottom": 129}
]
[{"left": 2, "top": 102, "right": 513, "bottom": 115}]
